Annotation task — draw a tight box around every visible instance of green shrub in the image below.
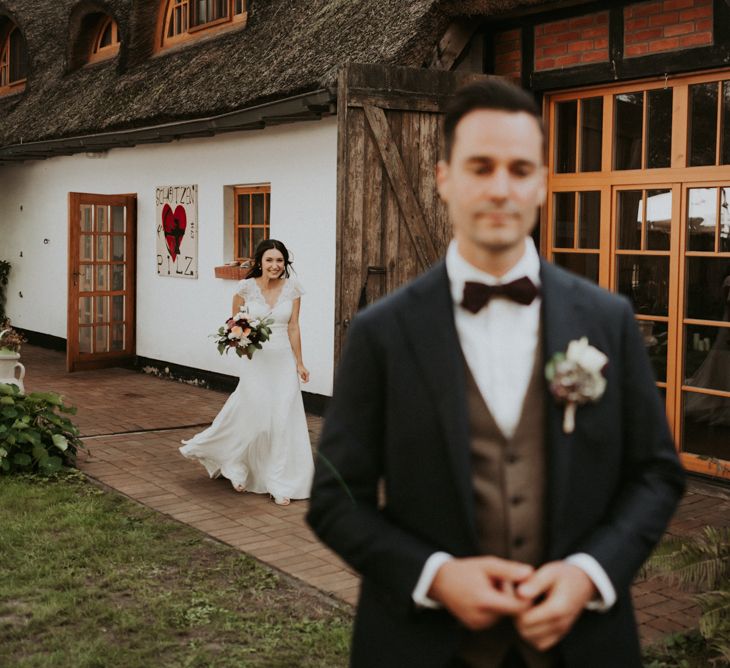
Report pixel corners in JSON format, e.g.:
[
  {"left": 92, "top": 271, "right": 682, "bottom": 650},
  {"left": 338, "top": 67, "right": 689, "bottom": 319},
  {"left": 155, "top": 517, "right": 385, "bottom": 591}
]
[
  {"left": 0, "top": 384, "right": 84, "bottom": 475},
  {"left": 644, "top": 526, "right": 730, "bottom": 665}
]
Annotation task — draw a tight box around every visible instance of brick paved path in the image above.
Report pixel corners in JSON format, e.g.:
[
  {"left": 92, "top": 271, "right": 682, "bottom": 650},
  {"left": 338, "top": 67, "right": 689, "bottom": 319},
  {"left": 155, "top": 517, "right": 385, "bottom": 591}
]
[{"left": 19, "top": 344, "right": 730, "bottom": 646}]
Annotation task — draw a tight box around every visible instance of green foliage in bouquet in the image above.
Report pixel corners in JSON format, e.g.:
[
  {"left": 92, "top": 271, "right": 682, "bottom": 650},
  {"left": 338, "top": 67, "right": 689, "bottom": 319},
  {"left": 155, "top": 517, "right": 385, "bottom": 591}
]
[
  {"left": 0, "top": 383, "right": 84, "bottom": 475},
  {"left": 214, "top": 314, "right": 274, "bottom": 360},
  {"left": 644, "top": 526, "right": 730, "bottom": 665}
]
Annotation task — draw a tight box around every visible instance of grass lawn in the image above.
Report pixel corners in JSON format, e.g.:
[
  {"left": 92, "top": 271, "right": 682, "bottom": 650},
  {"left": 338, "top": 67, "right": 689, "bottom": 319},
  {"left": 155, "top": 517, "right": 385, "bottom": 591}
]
[{"left": 0, "top": 472, "right": 352, "bottom": 668}]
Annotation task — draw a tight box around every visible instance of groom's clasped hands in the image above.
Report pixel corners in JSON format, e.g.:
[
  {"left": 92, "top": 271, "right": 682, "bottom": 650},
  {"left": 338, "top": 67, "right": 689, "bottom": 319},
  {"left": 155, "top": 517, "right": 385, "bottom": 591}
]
[{"left": 428, "top": 556, "right": 596, "bottom": 651}]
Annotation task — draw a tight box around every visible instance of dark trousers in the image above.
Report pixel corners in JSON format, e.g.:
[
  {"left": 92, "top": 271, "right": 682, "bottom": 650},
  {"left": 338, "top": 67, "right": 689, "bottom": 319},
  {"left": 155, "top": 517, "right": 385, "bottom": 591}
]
[{"left": 450, "top": 647, "right": 546, "bottom": 668}]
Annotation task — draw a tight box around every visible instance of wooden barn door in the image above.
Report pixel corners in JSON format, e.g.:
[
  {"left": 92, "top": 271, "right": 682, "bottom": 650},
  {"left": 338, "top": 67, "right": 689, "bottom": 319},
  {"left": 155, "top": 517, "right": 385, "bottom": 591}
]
[{"left": 335, "top": 64, "right": 486, "bottom": 360}]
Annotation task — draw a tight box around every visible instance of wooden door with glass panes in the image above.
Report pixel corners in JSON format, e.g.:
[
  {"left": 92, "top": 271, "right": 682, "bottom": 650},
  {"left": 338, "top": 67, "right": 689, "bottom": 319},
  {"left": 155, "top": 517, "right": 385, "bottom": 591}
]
[
  {"left": 67, "top": 193, "right": 136, "bottom": 372},
  {"left": 545, "top": 70, "right": 730, "bottom": 479}
]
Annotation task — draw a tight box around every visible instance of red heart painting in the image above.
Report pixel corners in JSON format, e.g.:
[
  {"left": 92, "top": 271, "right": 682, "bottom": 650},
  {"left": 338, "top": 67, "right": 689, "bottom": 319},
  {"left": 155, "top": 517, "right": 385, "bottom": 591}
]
[{"left": 162, "top": 203, "right": 187, "bottom": 261}]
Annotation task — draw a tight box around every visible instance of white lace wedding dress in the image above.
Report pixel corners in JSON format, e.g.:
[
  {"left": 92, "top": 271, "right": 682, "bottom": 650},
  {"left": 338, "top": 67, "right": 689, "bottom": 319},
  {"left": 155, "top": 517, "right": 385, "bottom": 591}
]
[{"left": 179, "top": 277, "right": 314, "bottom": 499}]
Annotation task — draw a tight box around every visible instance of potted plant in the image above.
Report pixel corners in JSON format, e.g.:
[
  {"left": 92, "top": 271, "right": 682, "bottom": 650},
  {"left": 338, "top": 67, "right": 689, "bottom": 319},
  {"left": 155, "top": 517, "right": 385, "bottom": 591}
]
[{"left": 0, "top": 319, "right": 26, "bottom": 393}]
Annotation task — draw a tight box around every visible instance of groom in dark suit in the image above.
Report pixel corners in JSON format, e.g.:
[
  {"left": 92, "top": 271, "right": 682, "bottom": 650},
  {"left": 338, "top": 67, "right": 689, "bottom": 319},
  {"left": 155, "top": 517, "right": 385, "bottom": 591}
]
[{"left": 307, "top": 79, "right": 685, "bottom": 668}]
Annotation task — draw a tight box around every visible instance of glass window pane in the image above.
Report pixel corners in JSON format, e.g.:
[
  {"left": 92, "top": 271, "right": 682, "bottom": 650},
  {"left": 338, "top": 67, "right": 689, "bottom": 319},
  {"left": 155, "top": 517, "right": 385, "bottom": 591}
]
[
  {"left": 111, "top": 295, "right": 125, "bottom": 322},
  {"left": 80, "top": 235, "right": 93, "bottom": 261},
  {"left": 237, "top": 228, "right": 249, "bottom": 259},
  {"left": 96, "top": 235, "right": 109, "bottom": 261},
  {"left": 112, "top": 235, "right": 125, "bottom": 261},
  {"left": 79, "top": 327, "right": 92, "bottom": 354},
  {"left": 684, "top": 325, "right": 730, "bottom": 392},
  {"left": 646, "top": 189, "right": 671, "bottom": 251},
  {"left": 79, "top": 297, "right": 92, "bottom": 325},
  {"left": 252, "top": 226, "right": 266, "bottom": 254},
  {"left": 617, "top": 190, "right": 643, "bottom": 250},
  {"left": 578, "top": 191, "right": 600, "bottom": 249},
  {"left": 111, "top": 323, "right": 125, "bottom": 352},
  {"left": 96, "top": 206, "right": 108, "bottom": 233},
  {"left": 685, "top": 257, "right": 730, "bottom": 321},
  {"left": 553, "top": 192, "right": 575, "bottom": 248},
  {"left": 237, "top": 195, "right": 250, "bottom": 226},
  {"left": 682, "top": 391, "right": 730, "bottom": 460},
  {"left": 614, "top": 93, "right": 643, "bottom": 170},
  {"left": 721, "top": 187, "right": 730, "bottom": 253},
  {"left": 95, "top": 296, "right": 109, "bottom": 324},
  {"left": 80, "top": 206, "right": 92, "bottom": 232},
  {"left": 616, "top": 255, "right": 669, "bottom": 316},
  {"left": 722, "top": 81, "right": 730, "bottom": 165},
  {"left": 646, "top": 89, "right": 672, "bottom": 169},
  {"left": 111, "top": 264, "right": 125, "bottom": 291},
  {"left": 555, "top": 100, "right": 577, "bottom": 173},
  {"left": 96, "top": 265, "right": 109, "bottom": 291},
  {"left": 552, "top": 253, "right": 599, "bottom": 283},
  {"left": 111, "top": 206, "right": 125, "bottom": 233},
  {"left": 94, "top": 326, "right": 109, "bottom": 354},
  {"left": 638, "top": 320, "right": 668, "bottom": 383},
  {"left": 79, "top": 264, "right": 93, "bottom": 292},
  {"left": 252, "top": 194, "right": 266, "bottom": 225},
  {"left": 9, "top": 29, "right": 27, "bottom": 82},
  {"left": 580, "top": 98, "right": 603, "bottom": 172},
  {"left": 689, "top": 82, "right": 718, "bottom": 167},
  {"left": 687, "top": 188, "right": 717, "bottom": 252}
]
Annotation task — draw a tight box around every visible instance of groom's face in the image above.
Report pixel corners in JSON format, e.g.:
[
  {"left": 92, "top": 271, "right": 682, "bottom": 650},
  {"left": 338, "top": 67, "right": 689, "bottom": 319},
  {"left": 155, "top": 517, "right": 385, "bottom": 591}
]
[{"left": 436, "top": 109, "right": 546, "bottom": 263}]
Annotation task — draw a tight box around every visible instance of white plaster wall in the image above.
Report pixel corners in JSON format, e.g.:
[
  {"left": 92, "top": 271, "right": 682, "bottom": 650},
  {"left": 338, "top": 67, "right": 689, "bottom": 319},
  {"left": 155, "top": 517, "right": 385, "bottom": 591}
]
[{"left": 0, "top": 118, "right": 338, "bottom": 395}]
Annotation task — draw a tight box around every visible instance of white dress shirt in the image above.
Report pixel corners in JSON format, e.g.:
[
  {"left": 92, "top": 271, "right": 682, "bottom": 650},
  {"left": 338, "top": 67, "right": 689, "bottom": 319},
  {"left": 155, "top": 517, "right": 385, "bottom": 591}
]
[{"left": 412, "top": 238, "right": 616, "bottom": 612}]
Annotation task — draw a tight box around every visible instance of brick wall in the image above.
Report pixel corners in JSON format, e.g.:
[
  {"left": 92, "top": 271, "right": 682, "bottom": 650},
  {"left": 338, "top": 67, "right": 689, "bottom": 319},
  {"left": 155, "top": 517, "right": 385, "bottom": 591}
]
[
  {"left": 534, "top": 11, "right": 609, "bottom": 71},
  {"left": 493, "top": 28, "right": 521, "bottom": 81},
  {"left": 624, "top": 0, "right": 713, "bottom": 58}
]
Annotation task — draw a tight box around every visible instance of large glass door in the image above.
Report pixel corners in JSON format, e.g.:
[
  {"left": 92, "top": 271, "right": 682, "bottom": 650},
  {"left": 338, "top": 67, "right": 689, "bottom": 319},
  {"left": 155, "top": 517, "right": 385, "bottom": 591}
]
[
  {"left": 677, "top": 183, "right": 730, "bottom": 469},
  {"left": 545, "top": 69, "right": 730, "bottom": 479}
]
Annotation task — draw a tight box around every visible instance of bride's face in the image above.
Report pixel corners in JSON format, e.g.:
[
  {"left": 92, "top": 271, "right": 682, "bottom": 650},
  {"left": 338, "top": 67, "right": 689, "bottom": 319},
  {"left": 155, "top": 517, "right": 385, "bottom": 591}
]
[{"left": 261, "top": 248, "right": 286, "bottom": 279}]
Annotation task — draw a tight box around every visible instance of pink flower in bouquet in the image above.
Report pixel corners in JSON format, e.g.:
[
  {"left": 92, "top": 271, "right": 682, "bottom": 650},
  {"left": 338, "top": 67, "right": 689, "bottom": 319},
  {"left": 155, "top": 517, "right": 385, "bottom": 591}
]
[{"left": 212, "top": 311, "right": 274, "bottom": 359}]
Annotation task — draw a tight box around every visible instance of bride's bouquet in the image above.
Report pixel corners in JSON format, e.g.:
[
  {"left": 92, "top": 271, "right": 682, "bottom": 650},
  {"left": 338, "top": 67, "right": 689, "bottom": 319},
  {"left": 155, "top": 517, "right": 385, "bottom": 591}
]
[{"left": 213, "top": 310, "right": 274, "bottom": 359}]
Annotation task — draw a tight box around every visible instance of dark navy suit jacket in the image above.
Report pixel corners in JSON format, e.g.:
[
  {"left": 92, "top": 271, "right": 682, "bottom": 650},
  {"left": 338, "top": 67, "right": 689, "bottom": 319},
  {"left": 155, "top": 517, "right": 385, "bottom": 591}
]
[{"left": 307, "top": 259, "right": 685, "bottom": 668}]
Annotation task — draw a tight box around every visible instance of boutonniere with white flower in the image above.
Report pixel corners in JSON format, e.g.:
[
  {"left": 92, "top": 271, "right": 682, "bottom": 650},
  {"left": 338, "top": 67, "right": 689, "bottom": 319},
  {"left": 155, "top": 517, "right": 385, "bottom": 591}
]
[{"left": 545, "top": 337, "right": 608, "bottom": 434}]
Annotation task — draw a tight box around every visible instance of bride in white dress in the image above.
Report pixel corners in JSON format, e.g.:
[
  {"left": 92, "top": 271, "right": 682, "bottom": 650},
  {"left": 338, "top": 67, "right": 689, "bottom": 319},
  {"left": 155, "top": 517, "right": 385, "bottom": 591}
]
[{"left": 180, "top": 240, "right": 314, "bottom": 505}]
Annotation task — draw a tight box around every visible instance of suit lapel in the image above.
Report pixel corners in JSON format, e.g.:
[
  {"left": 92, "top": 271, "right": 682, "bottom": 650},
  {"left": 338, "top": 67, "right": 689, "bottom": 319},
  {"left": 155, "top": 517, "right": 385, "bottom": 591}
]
[{"left": 396, "top": 263, "right": 479, "bottom": 548}]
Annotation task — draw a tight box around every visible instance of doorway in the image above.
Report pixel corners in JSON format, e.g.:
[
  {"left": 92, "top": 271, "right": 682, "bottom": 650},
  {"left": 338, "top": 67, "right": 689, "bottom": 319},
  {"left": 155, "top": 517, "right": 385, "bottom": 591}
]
[
  {"left": 67, "top": 193, "right": 137, "bottom": 372},
  {"left": 544, "top": 70, "right": 730, "bottom": 479}
]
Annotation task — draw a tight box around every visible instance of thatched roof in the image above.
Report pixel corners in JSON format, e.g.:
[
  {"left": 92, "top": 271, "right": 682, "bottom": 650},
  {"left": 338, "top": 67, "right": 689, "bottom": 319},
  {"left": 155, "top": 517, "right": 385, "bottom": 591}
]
[{"left": 0, "top": 0, "right": 551, "bottom": 160}]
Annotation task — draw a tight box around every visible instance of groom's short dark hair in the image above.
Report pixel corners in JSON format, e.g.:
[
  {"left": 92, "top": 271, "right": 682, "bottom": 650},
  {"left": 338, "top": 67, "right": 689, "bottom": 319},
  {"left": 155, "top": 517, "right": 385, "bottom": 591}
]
[{"left": 442, "top": 78, "right": 543, "bottom": 161}]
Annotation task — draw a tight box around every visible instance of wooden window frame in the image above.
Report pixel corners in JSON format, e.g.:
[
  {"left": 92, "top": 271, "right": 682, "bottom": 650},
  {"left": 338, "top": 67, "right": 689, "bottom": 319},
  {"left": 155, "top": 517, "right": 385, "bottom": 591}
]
[
  {"left": 0, "top": 25, "right": 27, "bottom": 96},
  {"left": 158, "top": 0, "right": 247, "bottom": 51},
  {"left": 233, "top": 185, "right": 270, "bottom": 262},
  {"left": 88, "top": 16, "right": 120, "bottom": 64},
  {"left": 544, "top": 68, "right": 730, "bottom": 480}
]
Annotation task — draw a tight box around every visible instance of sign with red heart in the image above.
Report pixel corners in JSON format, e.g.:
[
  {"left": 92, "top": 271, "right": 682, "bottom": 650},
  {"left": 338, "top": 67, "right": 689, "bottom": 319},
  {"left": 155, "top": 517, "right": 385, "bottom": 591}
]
[
  {"left": 161, "top": 203, "right": 187, "bottom": 261},
  {"left": 156, "top": 185, "right": 198, "bottom": 278}
]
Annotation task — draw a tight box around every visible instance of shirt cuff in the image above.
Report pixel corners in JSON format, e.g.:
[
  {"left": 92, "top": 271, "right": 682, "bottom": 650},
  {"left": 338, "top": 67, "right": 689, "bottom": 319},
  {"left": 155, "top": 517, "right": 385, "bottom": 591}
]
[
  {"left": 412, "top": 552, "right": 454, "bottom": 609},
  {"left": 566, "top": 553, "right": 616, "bottom": 612}
]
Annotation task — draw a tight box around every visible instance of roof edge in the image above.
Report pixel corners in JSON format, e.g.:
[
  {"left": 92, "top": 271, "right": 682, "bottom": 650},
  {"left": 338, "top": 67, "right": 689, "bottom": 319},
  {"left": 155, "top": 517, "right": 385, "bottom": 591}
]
[{"left": 0, "top": 88, "right": 336, "bottom": 164}]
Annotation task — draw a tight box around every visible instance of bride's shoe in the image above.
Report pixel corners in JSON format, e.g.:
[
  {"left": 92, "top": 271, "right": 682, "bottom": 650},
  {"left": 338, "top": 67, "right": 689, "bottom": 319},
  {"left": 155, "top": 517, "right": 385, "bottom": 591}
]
[
  {"left": 232, "top": 482, "right": 246, "bottom": 493},
  {"left": 272, "top": 495, "right": 290, "bottom": 506}
]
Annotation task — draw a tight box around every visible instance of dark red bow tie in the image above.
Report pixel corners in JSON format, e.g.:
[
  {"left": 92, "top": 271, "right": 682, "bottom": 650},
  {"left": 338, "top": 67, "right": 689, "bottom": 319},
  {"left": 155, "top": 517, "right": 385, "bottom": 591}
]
[{"left": 461, "top": 277, "right": 539, "bottom": 313}]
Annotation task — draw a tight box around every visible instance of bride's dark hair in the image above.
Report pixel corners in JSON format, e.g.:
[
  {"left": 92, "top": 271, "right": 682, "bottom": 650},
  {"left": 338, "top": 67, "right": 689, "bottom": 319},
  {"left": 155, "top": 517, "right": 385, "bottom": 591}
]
[{"left": 246, "top": 239, "right": 293, "bottom": 279}]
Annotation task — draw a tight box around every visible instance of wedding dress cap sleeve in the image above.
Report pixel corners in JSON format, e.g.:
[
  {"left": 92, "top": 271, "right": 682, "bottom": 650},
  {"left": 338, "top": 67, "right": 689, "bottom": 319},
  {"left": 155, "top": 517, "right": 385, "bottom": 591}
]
[
  {"left": 236, "top": 277, "right": 252, "bottom": 299},
  {"left": 287, "top": 276, "right": 305, "bottom": 299}
]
